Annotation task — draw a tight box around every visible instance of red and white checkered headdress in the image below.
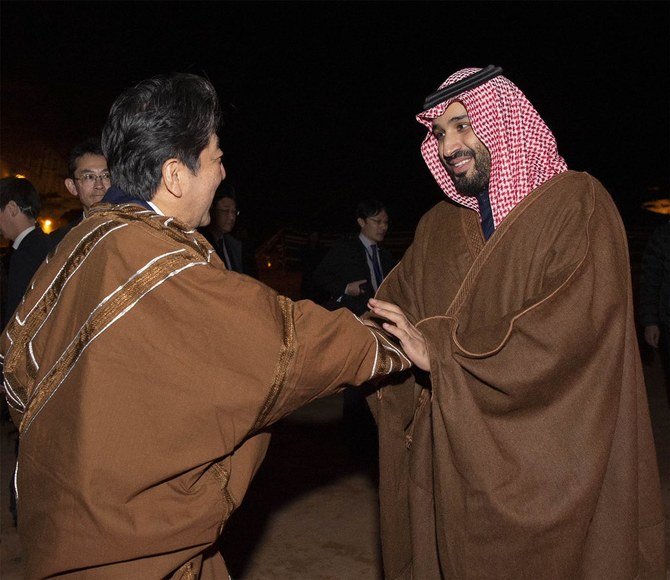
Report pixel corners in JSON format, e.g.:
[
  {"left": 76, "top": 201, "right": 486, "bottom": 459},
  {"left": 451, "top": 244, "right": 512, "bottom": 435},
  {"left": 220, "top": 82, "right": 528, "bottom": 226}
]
[{"left": 417, "top": 68, "right": 568, "bottom": 227}]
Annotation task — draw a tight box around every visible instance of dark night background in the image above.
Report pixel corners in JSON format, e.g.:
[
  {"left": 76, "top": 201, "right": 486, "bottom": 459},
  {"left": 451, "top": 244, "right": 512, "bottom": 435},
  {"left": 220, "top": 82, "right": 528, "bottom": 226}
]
[{"left": 1, "top": 1, "right": 669, "bottom": 242}]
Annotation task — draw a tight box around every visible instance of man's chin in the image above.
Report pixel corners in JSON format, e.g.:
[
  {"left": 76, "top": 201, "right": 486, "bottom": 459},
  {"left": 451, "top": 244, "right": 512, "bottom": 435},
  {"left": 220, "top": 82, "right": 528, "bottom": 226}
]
[{"left": 199, "top": 214, "right": 212, "bottom": 228}]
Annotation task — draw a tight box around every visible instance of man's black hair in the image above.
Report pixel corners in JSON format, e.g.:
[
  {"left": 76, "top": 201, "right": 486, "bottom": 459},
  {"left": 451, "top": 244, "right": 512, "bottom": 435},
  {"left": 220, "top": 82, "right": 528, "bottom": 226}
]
[
  {"left": 0, "top": 177, "right": 41, "bottom": 218},
  {"left": 213, "top": 180, "right": 237, "bottom": 204},
  {"left": 356, "top": 199, "right": 386, "bottom": 220},
  {"left": 68, "top": 137, "right": 105, "bottom": 178},
  {"left": 101, "top": 73, "right": 221, "bottom": 201}
]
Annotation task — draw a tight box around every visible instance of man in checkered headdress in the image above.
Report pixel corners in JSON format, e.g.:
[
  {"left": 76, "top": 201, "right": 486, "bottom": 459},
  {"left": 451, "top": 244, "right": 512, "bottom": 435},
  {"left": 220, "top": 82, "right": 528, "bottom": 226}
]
[{"left": 366, "top": 67, "right": 666, "bottom": 578}]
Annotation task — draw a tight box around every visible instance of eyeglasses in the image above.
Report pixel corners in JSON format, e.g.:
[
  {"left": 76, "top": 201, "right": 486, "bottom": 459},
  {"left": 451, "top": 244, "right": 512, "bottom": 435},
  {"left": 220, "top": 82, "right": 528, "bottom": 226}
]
[
  {"left": 74, "top": 172, "right": 111, "bottom": 185},
  {"left": 216, "top": 208, "right": 239, "bottom": 216},
  {"left": 367, "top": 217, "right": 389, "bottom": 226}
]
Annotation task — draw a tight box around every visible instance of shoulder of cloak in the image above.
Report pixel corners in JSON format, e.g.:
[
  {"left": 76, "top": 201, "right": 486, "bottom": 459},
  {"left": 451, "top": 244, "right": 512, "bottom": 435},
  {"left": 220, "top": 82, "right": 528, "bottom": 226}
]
[{"left": 1, "top": 205, "right": 219, "bottom": 424}]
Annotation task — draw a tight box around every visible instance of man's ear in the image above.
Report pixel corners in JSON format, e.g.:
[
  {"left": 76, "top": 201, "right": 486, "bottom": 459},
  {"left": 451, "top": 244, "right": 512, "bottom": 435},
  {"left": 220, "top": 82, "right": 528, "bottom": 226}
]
[
  {"left": 162, "top": 158, "right": 185, "bottom": 199},
  {"left": 5, "top": 200, "right": 21, "bottom": 217},
  {"left": 357, "top": 217, "right": 366, "bottom": 230},
  {"left": 64, "top": 178, "right": 79, "bottom": 198}
]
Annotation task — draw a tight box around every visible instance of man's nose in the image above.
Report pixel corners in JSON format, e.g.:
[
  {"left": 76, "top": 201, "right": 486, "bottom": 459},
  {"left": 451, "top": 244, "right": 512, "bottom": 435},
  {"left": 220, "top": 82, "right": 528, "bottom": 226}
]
[{"left": 440, "top": 135, "right": 461, "bottom": 159}]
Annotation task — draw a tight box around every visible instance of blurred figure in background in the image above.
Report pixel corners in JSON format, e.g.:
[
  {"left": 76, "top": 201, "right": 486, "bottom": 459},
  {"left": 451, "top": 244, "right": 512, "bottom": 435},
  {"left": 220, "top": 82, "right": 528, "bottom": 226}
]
[
  {"left": 0, "top": 176, "right": 51, "bottom": 527},
  {"left": 202, "top": 181, "right": 257, "bottom": 277},
  {"left": 639, "top": 220, "right": 670, "bottom": 406},
  {"left": 313, "top": 199, "right": 396, "bottom": 469},
  {"left": 0, "top": 177, "right": 51, "bottom": 327}
]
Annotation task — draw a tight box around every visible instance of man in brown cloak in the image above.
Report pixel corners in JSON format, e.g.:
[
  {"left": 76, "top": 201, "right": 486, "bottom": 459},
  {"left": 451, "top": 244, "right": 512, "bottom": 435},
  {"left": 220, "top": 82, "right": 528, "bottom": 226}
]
[
  {"left": 0, "top": 73, "right": 426, "bottom": 578},
  {"left": 366, "top": 66, "right": 666, "bottom": 578}
]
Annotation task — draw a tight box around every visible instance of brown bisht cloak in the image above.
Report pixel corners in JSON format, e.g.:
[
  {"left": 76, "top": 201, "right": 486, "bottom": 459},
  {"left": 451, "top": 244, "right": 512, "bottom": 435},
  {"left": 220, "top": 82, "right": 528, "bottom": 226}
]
[
  {"left": 1, "top": 203, "right": 408, "bottom": 578},
  {"left": 370, "top": 171, "right": 666, "bottom": 579}
]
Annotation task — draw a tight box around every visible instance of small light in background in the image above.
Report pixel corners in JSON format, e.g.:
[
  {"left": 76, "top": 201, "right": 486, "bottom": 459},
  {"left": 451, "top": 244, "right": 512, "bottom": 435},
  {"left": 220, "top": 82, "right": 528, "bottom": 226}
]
[
  {"left": 39, "top": 218, "right": 54, "bottom": 234},
  {"left": 266, "top": 261, "right": 272, "bottom": 269},
  {"left": 15, "top": 174, "right": 26, "bottom": 179},
  {"left": 642, "top": 199, "right": 670, "bottom": 215}
]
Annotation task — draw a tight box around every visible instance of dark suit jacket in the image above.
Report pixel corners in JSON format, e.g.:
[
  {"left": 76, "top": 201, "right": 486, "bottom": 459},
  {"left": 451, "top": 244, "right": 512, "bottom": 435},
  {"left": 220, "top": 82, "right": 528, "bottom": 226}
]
[
  {"left": 49, "top": 216, "right": 83, "bottom": 247},
  {"left": 312, "top": 236, "right": 396, "bottom": 316},
  {"left": 202, "top": 231, "right": 258, "bottom": 278},
  {"left": 4, "top": 228, "right": 53, "bottom": 326}
]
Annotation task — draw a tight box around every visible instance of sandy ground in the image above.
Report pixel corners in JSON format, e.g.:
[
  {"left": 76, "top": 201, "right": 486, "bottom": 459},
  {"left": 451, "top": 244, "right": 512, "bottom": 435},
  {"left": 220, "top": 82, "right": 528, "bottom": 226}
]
[{"left": 2, "top": 353, "right": 669, "bottom": 578}]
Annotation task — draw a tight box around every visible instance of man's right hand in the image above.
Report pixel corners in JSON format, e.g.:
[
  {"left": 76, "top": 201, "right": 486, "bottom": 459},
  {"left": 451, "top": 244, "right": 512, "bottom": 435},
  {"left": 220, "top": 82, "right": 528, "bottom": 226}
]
[
  {"left": 345, "top": 279, "right": 368, "bottom": 297},
  {"left": 644, "top": 324, "right": 661, "bottom": 348}
]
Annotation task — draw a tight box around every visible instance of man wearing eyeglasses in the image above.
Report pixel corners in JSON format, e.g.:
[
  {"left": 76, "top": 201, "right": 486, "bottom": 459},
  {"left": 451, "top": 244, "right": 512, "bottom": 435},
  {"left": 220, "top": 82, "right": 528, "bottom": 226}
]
[
  {"left": 52, "top": 137, "right": 111, "bottom": 244},
  {"left": 313, "top": 199, "right": 395, "bottom": 317},
  {"left": 312, "top": 199, "right": 397, "bottom": 467},
  {"left": 202, "top": 181, "right": 257, "bottom": 277}
]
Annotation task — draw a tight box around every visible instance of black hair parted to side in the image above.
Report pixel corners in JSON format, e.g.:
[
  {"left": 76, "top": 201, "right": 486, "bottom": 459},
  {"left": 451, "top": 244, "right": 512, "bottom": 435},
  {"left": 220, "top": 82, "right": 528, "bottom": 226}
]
[
  {"left": 68, "top": 137, "right": 104, "bottom": 178},
  {"left": 356, "top": 198, "right": 386, "bottom": 220},
  {"left": 213, "top": 180, "right": 237, "bottom": 204},
  {"left": 101, "top": 73, "right": 221, "bottom": 201},
  {"left": 0, "top": 177, "right": 41, "bottom": 218}
]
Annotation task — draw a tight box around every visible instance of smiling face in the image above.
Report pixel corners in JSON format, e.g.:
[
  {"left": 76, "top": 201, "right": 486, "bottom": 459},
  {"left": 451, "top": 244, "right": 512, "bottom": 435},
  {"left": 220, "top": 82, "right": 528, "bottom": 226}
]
[{"left": 431, "top": 101, "right": 491, "bottom": 197}]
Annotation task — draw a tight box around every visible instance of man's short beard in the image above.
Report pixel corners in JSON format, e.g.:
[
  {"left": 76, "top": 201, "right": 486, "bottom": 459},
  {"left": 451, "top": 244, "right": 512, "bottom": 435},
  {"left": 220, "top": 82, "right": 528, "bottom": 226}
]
[{"left": 443, "top": 143, "right": 491, "bottom": 197}]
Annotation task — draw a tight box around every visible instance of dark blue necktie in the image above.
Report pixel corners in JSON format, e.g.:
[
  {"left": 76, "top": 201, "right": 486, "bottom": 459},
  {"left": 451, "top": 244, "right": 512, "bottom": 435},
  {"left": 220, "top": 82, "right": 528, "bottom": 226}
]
[
  {"left": 370, "top": 244, "right": 383, "bottom": 287},
  {"left": 476, "top": 189, "right": 495, "bottom": 240}
]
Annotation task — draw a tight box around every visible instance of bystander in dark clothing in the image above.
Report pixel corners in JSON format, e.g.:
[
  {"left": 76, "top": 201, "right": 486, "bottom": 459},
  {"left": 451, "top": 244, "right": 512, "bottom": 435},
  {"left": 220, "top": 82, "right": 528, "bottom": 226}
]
[
  {"left": 51, "top": 137, "right": 111, "bottom": 247},
  {"left": 313, "top": 200, "right": 396, "bottom": 470},
  {"left": 4, "top": 228, "right": 51, "bottom": 324},
  {"left": 0, "top": 176, "right": 51, "bottom": 527},
  {"left": 639, "top": 220, "right": 670, "bottom": 405},
  {"left": 201, "top": 182, "right": 258, "bottom": 278}
]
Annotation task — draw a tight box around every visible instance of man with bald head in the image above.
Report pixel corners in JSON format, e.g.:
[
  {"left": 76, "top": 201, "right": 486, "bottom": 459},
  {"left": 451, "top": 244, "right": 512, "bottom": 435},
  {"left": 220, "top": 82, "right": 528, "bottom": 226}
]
[{"left": 367, "top": 66, "right": 665, "bottom": 578}]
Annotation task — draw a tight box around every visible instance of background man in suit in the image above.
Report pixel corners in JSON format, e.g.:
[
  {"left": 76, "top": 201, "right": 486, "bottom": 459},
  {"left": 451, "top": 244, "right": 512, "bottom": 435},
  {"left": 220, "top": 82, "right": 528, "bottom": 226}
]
[
  {"left": 313, "top": 198, "right": 395, "bottom": 316},
  {"left": 0, "top": 177, "right": 52, "bottom": 328},
  {"left": 202, "top": 181, "right": 257, "bottom": 277},
  {"left": 313, "top": 199, "right": 396, "bottom": 468},
  {"left": 51, "top": 137, "right": 111, "bottom": 245},
  {"left": 0, "top": 177, "right": 51, "bottom": 526}
]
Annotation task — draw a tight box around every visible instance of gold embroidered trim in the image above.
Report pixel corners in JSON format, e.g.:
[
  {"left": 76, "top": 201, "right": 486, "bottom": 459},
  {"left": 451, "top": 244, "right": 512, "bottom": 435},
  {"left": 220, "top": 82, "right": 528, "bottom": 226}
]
[
  {"left": 174, "top": 560, "right": 196, "bottom": 580},
  {"left": 4, "top": 219, "right": 129, "bottom": 405},
  {"left": 18, "top": 252, "right": 196, "bottom": 434},
  {"left": 91, "top": 203, "right": 210, "bottom": 260},
  {"left": 3, "top": 204, "right": 211, "bottom": 432},
  {"left": 252, "top": 295, "right": 296, "bottom": 431},
  {"left": 211, "top": 460, "right": 236, "bottom": 534},
  {"left": 369, "top": 327, "right": 411, "bottom": 377}
]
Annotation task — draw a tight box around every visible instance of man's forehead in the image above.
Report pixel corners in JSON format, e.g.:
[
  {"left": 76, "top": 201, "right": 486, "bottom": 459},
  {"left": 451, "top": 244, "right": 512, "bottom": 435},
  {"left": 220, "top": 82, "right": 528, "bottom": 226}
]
[
  {"left": 75, "top": 153, "right": 108, "bottom": 170},
  {"left": 432, "top": 101, "right": 469, "bottom": 129}
]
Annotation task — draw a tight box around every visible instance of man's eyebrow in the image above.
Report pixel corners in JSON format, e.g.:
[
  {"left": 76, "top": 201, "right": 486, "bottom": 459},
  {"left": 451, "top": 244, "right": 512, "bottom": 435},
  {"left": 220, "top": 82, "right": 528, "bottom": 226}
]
[
  {"left": 448, "top": 114, "right": 469, "bottom": 124},
  {"left": 432, "top": 114, "right": 470, "bottom": 132}
]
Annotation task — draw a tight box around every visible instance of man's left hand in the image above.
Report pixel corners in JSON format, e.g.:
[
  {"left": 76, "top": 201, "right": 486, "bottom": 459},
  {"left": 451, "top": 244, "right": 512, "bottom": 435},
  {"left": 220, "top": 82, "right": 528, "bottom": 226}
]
[{"left": 366, "top": 298, "right": 430, "bottom": 371}]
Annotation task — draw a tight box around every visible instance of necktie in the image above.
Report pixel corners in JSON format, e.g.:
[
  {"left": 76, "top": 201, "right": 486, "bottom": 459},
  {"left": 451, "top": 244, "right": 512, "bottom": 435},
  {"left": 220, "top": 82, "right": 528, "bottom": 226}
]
[
  {"left": 370, "top": 244, "right": 383, "bottom": 287},
  {"left": 218, "top": 238, "right": 232, "bottom": 270},
  {"left": 476, "top": 189, "right": 495, "bottom": 240}
]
